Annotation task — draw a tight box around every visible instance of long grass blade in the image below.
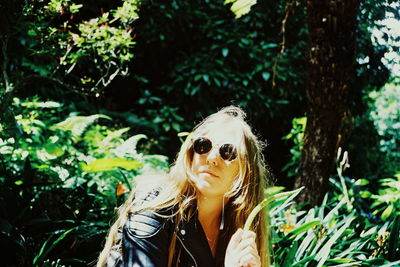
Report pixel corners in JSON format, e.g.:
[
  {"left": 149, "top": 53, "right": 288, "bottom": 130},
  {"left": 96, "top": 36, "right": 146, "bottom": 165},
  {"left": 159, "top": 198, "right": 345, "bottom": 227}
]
[
  {"left": 315, "top": 213, "right": 355, "bottom": 267},
  {"left": 244, "top": 187, "right": 303, "bottom": 231},
  {"left": 387, "top": 214, "right": 400, "bottom": 261},
  {"left": 33, "top": 228, "right": 74, "bottom": 265}
]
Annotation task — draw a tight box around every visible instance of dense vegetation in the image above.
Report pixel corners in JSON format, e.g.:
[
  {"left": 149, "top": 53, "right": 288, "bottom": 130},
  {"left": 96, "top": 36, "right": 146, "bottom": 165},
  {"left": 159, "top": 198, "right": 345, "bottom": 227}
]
[{"left": 0, "top": 0, "right": 399, "bottom": 266}]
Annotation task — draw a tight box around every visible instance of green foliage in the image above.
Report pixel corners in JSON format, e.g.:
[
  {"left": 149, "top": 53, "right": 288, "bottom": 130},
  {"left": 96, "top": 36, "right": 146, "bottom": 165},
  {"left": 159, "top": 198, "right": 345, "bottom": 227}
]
[
  {"left": 149, "top": 106, "right": 185, "bottom": 132},
  {"left": 360, "top": 173, "right": 400, "bottom": 221},
  {"left": 54, "top": 0, "right": 139, "bottom": 94},
  {"left": 2, "top": 0, "right": 392, "bottom": 186},
  {"left": 267, "top": 150, "right": 400, "bottom": 265},
  {"left": 45, "top": 0, "right": 83, "bottom": 14},
  {"left": 121, "top": 0, "right": 310, "bottom": 164},
  {"left": 51, "top": 114, "right": 112, "bottom": 143},
  {"left": 346, "top": 77, "right": 399, "bottom": 183},
  {"left": 0, "top": 0, "right": 398, "bottom": 265},
  {"left": 0, "top": 96, "right": 168, "bottom": 265},
  {"left": 1, "top": 0, "right": 139, "bottom": 98},
  {"left": 282, "top": 116, "right": 306, "bottom": 178},
  {"left": 269, "top": 182, "right": 400, "bottom": 266},
  {"left": 369, "top": 78, "right": 400, "bottom": 173},
  {"left": 225, "top": 0, "right": 257, "bottom": 18}
]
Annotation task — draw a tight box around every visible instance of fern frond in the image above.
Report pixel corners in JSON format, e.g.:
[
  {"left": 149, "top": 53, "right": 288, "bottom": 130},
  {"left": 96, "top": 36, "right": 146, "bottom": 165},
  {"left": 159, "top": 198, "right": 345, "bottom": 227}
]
[{"left": 52, "top": 114, "right": 111, "bottom": 142}]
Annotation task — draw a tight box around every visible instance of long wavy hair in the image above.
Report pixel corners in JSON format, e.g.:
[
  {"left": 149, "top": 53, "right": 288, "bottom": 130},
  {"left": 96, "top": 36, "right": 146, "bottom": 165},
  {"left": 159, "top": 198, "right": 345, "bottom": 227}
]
[{"left": 97, "top": 106, "right": 271, "bottom": 266}]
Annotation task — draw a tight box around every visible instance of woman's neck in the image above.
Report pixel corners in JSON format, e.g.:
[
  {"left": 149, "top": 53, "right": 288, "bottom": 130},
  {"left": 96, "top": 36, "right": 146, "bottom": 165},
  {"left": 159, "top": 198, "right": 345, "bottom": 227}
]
[
  {"left": 197, "top": 194, "right": 228, "bottom": 257},
  {"left": 197, "top": 195, "right": 225, "bottom": 230}
]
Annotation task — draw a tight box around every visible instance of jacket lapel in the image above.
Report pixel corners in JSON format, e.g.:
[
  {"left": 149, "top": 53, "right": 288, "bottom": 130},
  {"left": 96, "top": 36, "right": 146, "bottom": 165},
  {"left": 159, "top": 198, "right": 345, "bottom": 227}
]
[{"left": 176, "top": 211, "right": 216, "bottom": 267}]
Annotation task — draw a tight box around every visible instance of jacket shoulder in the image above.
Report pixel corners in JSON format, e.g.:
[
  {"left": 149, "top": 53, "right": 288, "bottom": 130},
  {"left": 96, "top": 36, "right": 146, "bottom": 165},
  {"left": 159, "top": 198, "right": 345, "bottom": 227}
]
[
  {"left": 125, "top": 189, "right": 174, "bottom": 238},
  {"left": 125, "top": 209, "right": 168, "bottom": 238}
]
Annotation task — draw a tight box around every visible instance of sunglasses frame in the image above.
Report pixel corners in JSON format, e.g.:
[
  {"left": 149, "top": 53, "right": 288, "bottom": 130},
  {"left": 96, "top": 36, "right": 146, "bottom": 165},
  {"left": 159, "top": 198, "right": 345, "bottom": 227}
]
[{"left": 192, "top": 137, "right": 238, "bottom": 161}]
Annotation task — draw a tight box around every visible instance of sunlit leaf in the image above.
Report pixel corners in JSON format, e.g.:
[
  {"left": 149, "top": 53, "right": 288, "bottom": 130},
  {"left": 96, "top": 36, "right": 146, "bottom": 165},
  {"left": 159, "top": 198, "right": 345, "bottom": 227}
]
[
  {"left": 289, "top": 220, "right": 321, "bottom": 237},
  {"left": 381, "top": 205, "right": 394, "bottom": 220},
  {"left": 224, "top": 0, "right": 257, "bottom": 18},
  {"left": 21, "top": 101, "right": 62, "bottom": 108},
  {"left": 81, "top": 158, "right": 143, "bottom": 172},
  {"left": 52, "top": 114, "right": 111, "bottom": 142},
  {"left": 262, "top": 72, "right": 270, "bottom": 81}
]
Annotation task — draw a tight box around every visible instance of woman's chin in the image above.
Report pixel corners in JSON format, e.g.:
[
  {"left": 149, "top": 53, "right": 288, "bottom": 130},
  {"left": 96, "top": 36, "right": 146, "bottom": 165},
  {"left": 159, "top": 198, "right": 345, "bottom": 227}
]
[
  {"left": 194, "top": 179, "right": 213, "bottom": 191},
  {"left": 196, "top": 182, "right": 226, "bottom": 198}
]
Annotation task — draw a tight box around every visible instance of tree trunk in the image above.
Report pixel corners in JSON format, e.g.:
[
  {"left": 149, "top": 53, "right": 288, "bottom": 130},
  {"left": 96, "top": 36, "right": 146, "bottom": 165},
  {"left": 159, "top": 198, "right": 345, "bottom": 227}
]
[{"left": 294, "top": 0, "right": 361, "bottom": 205}]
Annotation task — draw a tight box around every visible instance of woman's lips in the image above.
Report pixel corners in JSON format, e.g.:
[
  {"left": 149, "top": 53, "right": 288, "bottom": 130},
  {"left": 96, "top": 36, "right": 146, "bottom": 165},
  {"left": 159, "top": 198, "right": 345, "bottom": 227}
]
[{"left": 200, "top": 171, "right": 218, "bottom": 177}]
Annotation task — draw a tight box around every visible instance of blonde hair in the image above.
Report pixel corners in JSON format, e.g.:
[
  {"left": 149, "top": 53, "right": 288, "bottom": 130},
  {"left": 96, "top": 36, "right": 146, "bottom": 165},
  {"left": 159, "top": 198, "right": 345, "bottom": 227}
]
[{"left": 97, "top": 106, "right": 271, "bottom": 266}]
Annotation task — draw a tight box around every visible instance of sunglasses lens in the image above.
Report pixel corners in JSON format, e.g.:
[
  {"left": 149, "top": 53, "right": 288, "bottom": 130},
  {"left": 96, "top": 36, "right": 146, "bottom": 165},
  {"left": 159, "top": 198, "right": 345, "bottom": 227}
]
[
  {"left": 193, "top": 138, "right": 212, "bottom": 155},
  {"left": 220, "top": 144, "right": 237, "bottom": 161}
]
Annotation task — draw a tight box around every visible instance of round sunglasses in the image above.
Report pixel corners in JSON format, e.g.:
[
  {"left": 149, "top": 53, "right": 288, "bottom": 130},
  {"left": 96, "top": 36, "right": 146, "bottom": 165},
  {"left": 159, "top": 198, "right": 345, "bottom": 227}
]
[{"left": 192, "top": 137, "right": 237, "bottom": 161}]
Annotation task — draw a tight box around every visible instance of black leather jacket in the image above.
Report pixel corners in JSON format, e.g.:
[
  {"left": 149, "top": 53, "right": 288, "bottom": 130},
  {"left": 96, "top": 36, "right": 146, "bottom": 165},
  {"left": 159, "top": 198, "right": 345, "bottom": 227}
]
[{"left": 106, "top": 191, "right": 232, "bottom": 267}]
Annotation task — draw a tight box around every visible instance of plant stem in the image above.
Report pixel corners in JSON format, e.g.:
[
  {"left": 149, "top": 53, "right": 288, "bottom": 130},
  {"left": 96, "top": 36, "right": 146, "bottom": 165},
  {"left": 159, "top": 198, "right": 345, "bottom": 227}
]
[{"left": 244, "top": 187, "right": 303, "bottom": 231}]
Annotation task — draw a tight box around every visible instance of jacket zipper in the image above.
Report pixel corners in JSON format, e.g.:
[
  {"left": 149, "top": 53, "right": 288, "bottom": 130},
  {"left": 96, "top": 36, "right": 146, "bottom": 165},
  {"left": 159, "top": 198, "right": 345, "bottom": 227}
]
[{"left": 176, "top": 234, "right": 198, "bottom": 267}]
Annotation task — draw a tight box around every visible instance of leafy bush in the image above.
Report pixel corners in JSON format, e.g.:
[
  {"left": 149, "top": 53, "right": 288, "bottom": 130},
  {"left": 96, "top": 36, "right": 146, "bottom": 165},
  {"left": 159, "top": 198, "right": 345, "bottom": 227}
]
[
  {"left": 281, "top": 116, "right": 306, "bottom": 178},
  {"left": 0, "top": 97, "right": 168, "bottom": 266},
  {"left": 269, "top": 183, "right": 400, "bottom": 266},
  {"left": 369, "top": 78, "right": 400, "bottom": 175},
  {"left": 267, "top": 149, "right": 400, "bottom": 266},
  {"left": 1, "top": 96, "right": 399, "bottom": 266},
  {"left": 358, "top": 173, "right": 400, "bottom": 222}
]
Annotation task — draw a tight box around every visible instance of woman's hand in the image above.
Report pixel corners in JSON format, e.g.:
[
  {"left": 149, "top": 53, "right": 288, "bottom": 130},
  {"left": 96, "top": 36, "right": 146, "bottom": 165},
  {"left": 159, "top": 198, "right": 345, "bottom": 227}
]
[{"left": 224, "top": 228, "right": 261, "bottom": 267}]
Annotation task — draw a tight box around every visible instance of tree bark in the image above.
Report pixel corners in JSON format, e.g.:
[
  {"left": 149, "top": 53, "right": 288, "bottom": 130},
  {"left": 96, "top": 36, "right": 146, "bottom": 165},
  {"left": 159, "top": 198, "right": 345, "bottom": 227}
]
[{"left": 294, "top": 0, "right": 361, "bottom": 205}]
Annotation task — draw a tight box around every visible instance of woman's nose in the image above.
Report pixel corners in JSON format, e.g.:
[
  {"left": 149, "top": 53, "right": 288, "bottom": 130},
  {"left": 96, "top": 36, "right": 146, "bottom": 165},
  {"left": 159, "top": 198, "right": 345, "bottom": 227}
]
[{"left": 206, "top": 147, "right": 219, "bottom": 166}]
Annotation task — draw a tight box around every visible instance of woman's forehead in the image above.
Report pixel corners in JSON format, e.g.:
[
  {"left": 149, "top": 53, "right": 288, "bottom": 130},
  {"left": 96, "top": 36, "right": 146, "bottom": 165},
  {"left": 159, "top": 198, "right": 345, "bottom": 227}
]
[{"left": 198, "top": 120, "right": 243, "bottom": 144}]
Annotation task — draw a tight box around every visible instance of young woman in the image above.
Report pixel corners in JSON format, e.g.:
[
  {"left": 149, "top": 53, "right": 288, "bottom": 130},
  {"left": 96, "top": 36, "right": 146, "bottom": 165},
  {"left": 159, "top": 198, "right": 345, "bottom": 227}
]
[{"left": 97, "top": 106, "right": 271, "bottom": 267}]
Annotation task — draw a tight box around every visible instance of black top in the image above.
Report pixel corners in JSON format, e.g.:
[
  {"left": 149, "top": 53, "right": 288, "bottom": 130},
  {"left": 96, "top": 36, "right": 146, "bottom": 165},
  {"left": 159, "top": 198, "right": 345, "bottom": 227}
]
[{"left": 106, "top": 190, "right": 233, "bottom": 267}]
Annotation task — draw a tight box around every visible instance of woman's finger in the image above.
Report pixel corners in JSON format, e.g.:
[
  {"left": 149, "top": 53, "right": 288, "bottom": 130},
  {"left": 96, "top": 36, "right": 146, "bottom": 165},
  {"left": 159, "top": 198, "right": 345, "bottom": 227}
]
[
  {"left": 236, "top": 232, "right": 260, "bottom": 267},
  {"left": 238, "top": 250, "right": 261, "bottom": 267},
  {"left": 237, "top": 236, "right": 257, "bottom": 251},
  {"left": 241, "top": 230, "right": 256, "bottom": 240},
  {"left": 225, "top": 228, "right": 245, "bottom": 267},
  {"left": 228, "top": 228, "right": 243, "bottom": 250},
  {"left": 238, "top": 244, "right": 258, "bottom": 257}
]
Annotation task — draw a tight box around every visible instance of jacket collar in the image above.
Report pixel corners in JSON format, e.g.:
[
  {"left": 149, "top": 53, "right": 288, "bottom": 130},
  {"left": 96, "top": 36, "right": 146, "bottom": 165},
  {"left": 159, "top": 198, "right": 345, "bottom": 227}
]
[{"left": 175, "top": 206, "right": 232, "bottom": 267}]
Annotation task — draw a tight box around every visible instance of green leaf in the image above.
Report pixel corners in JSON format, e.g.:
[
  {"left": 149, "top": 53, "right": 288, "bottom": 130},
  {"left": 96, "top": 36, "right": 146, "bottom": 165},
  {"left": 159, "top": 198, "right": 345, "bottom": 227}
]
[
  {"left": 265, "top": 186, "right": 285, "bottom": 196},
  {"left": 355, "top": 179, "right": 370, "bottom": 186},
  {"left": 21, "top": 101, "right": 62, "bottom": 108},
  {"left": 202, "top": 74, "right": 210, "bottom": 84},
  {"left": 264, "top": 43, "right": 279, "bottom": 49},
  {"left": 37, "top": 143, "right": 65, "bottom": 161},
  {"left": 114, "top": 134, "right": 147, "bottom": 157},
  {"left": 81, "top": 158, "right": 143, "bottom": 172},
  {"left": 52, "top": 114, "right": 111, "bottom": 142},
  {"left": 163, "top": 123, "right": 171, "bottom": 131},
  {"left": 177, "top": 132, "right": 190, "bottom": 137},
  {"left": 262, "top": 72, "right": 270, "bottom": 81},
  {"left": 360, "top": 191, "right": 372, "bottom": 198},
  {"left": 325, "top": 258, "right": 358, "bottom": 263},
  {"left": 282, "top": 241, "right": 298, "bottom": 266},
  {"left": 292, "top": 255, "right": 316, "bottom": 266},
  {"left": 381, "top": 205, "right": 394, "bottom": 220},
  {"left": 0, "top": 219, "right": 25, "bottom": 252},
  {"left": 101, "top": 127, "right": 130, "bottom": 145},
  {"left": 387, "top": 214, "right": 400, "bottom": 261},
  {"left": 244, "top": 187, "right": 303, "bottom": 230},
  {"left": 33, "top": 228, "right": 74, "bottom": 266},
  {"left": 44, "top": 143, "right": 64, "bottom": 157},
  {"left": 222, "top": 48, "right": 229, "bottom": 57},
  {"left": 315, "top": 213, "right": 355, "bottom": 267},
  {"left": 288, "top": 220, "right": 321, "bottom": 238},
  {"left": 225, "top": 0, "right": 257, "bottom": 18}
]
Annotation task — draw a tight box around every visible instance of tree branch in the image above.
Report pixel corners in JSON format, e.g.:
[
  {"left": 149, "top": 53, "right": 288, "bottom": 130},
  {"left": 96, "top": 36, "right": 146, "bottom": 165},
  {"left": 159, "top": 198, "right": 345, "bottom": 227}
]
[
  {"left": 272, "top": 0, "right": 298, "bottom": 89},
  {"left": 1, "top": 35, "right": 11, "bottom": 92},
  {"left": 0, "top": 34, "right": 16, "bottom": 113},
  {"left": 0, "top": 73, "right": 91, "bottom": 113}
]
